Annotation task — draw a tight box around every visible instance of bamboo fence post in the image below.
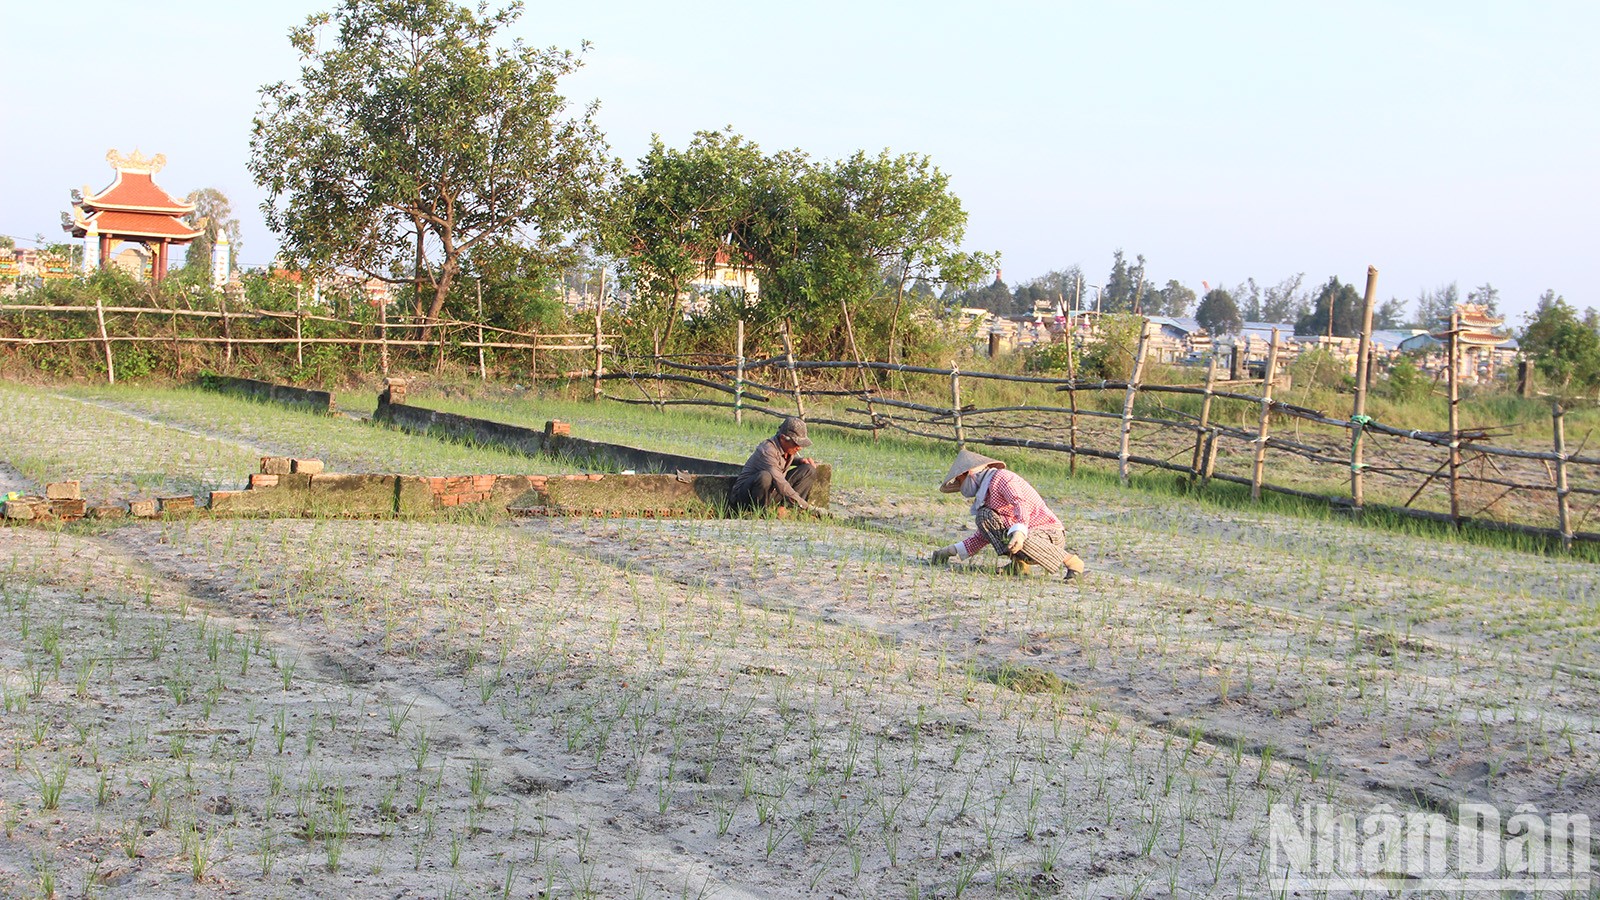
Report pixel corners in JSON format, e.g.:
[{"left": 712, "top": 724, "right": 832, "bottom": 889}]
[
  {"left": 650, "top": 329, "right": 664, "bottom": 407},
  {"left": 1118, "top": 322, "right": 1151, "bottom": 485},
  {"left": 1350, "top": 265, "right": 1379, "bottom": 510},
  {"left": 592, "top": 310, "right": 603, "bottom": 401},
  {"left": 1553, "top": 402, "right": 1573, "bottom": 550},
  {"left": 1448, "top": 309, "right": 1461, "bottom": 524},
  {"left": 218, "top": 290, "right": 233, "bottom": 367},
  {"left": 1190, "top": 354, "right": 1218, "bottom": 482},
  {"left": 529, "top": 327, "right": 538, "bottom": 386},
  {"left": 734, "top": 319, "right": 745, "bottom": 425},
  {"left": 950, "top": 362, "right": 965, "bottom": 450},
  {"left": 840, "top": 299, "right": 878, "bottom": 440},
  {"left": 169, "top": 295, "right": 180, "bottom": 376},
  {"left": 295, "top": 288, "right": 304, "bottom": 370},
  {"left": 1066, "top": 333, "right": 1079, "bottom": 475},
  {"left": 94, "top": 291, "right": 114, "bottom": 385},
  {"left": 379, "top": 302, "right": 390, "bottom": 376},
  {"left": 1201, "top": 428, "right": 1220, "bottom": 485},
  {"left": 1250, "top": 328, "right": 1281, "bottom": 501},
  {"left": 782, "top": 319, "right": 805, "bottom": 418},
  {"left": 475, "top": 279, "right": 486, "bottom": 381}
]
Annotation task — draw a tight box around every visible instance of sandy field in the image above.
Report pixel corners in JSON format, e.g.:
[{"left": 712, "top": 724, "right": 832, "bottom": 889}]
[{"left": 0, "top": 382, "right": 1596, "bottom": 898}]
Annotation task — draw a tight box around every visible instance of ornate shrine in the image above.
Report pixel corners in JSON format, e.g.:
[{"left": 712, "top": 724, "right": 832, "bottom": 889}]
[{"left": 63, "top": 149, "right": 202, "bottom": 283}]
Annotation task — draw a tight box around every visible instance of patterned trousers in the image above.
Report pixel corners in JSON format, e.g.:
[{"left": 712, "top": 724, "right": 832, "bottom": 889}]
[{"left": 974, "top": 507, "right": 1083, "bottom": 574}]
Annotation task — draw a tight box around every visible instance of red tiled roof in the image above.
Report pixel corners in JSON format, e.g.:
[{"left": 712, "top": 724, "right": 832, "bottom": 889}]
[
  {"left": 81, "top": 170, "right": 195, "bottom": 214},
  {"left": 71, "top": 209, "right": 202, "bottom": 242}
]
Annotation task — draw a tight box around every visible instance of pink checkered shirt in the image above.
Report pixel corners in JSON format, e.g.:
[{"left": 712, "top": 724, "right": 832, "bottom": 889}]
[{"left": 960, "top": 469, "right": 1062, "bottom": 557}]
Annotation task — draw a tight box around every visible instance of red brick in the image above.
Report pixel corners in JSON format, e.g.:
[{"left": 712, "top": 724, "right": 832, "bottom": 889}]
[
  {"left": 250, "top": 474, "right": 280, "bottom": 489},
  {"left": 260, "top": 457, "right": 292, "bottom": 475},
  {"left": 440, "top": 495, "right": 460, "bottom": 507},
  {"left": 472, "top": 475, "right": 495, "bottom": 491},
  {"left": 50, "top": 498, "right": 87, "bottom": 519},
  {"left": 291, "top": 458, "right": 324, "bottom": 475},
  {"left": 587, "top": 474, "right": 604, "bottom": 482},
  {"left": 45, "top": 481, "right": 81, "bottom": 500}
]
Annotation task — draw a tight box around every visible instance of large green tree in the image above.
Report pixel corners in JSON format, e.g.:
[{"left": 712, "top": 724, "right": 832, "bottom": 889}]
[
  {"left": 250, "top": 0, "right": 612, "bottom": 333},
  {"left": 1521, "top": 290, "right": 1600, "bottom": 391},
  {"left": 607, "top": 130, "right": 798, "bottom": 345},
  {"left": 1374, "top": 297, "right": 1408, "bottom": 330},
  {"left": 1411, "top": 282, "right": 1458, "bottom": 329},
  {"left": 610, "top": 130, "right": 993, "bottom": 358},
  {"left": 182, "top": 188, "right": 242, "bottom": 275},
  {"left": 790, "top": 150, "right": 993, "bottom": 361},
  {"left": 1195, "top": 287, "right": 1242, "bottom": 334},
  {"left": 1295, "top": 276, "right": 1363, "bottom": 337},
  {"left": 1100, "top": 250, "right": 1147, "bottom": 314}
]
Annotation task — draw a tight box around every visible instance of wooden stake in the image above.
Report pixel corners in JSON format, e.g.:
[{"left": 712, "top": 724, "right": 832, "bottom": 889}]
[
  {"left": 95, "top": 291, "right": 114, "bottom": 385},
  {"left": 169, "top": 295, "right": 180, "bottom": 377},
  {"left": 1351, "top": 265, "right": 1379, "bottom": 510},
  {"left": 1118, "top": 321, "right": 1151, "bottom": 485},
  {"left": 295, "top": 288, "right": 304, "bottom": 370},
  {"left": 1554, "top": 402, "right": 1573, "bottom": 550},
  {"left": 734, "top": 319, "right": 745, "bottom": 425},
  {"left": 1201, "top": 428, "right": 1220, "bottom": 485},
  {"left": 592, "top": 310, "right": 603, "bottom": 401},
  {"left": 1448, "top": 309, "right": 1461, "bottom": 525},
  {"left": 1190, "top": 354, "right": 1218, "bottom": 483},
  {"left": 476, "top": 279, "right": 486, "bottom": 381},
  {"left": 840, "top": 299, "right": 878, "bottom": 440},
  {"left": 379, "top": 301, "right": 390, "bottom": 376},
  {"left": 781, "top": 319, "right": 805, "bottom": 418},
  {"left": 219, "top": 290, "right": 233, "bottom": 367},
  {"left": 951, "top": 363, "right": 965, "bottom": 450},
  {"left": 1250, "top": 328, "right": 1281, "bottom": 501},
  {"left": 1066, "top": 333, "right": 1079, "bottom": 476}
]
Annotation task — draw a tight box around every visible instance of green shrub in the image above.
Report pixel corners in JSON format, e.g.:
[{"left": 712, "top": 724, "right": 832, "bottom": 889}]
[
  {"left": 1382, "top": 356, "right": 1431, "bottom": 404},
  {"left": 1290, "top": 347, "right": 1350, "bottom": 390}
]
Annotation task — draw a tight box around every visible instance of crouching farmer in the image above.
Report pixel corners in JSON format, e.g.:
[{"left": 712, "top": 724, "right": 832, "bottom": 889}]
[
  {"left": 728, "top": 417, "right": 821, "bottom": 514},
  {"left": 931, "top": 449, "right": 1085, "bottom": 580}
]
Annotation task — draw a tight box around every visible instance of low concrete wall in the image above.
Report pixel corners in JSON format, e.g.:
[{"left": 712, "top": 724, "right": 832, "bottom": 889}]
[
  {"left": 209, "top": 456, "right": 830, "bottom": 518},
  {"left": 197, "top": 375, "right": 336, "bottom": 415},
  {"left": 373, "top": 396, "right": 742, "bottom": 476}
]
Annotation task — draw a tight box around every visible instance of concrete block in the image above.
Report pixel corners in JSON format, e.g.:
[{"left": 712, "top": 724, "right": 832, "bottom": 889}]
[
  {"left": 261, "top": 457, "right": 292, "bottom": 475},
  {"left": 291, "top": 458, "right": 325, "bottom": 475},
  {"left": 396, "top": 477, "right": 434, "bottom": 516},
  {"left": 129, "top": 499, "right": 158, "bottom": 518},
  {"left": 45, "top": 481, "right": 81, "bottom": 500}
]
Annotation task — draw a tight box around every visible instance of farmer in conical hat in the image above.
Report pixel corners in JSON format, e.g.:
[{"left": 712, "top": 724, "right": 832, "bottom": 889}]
[
  {"left": 931, "top": 449, "right": 1086, "bottom": 580},
  {"left": 729, "top": 417, "right": 822, "bottom": 514}
]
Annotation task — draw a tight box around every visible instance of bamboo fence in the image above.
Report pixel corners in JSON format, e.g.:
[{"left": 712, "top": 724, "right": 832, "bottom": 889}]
[
  {"left": 4, "top": 295, "right": 1595, "bottom": 547},
  {"left": 0, "top": 299, "right": 614, "bottom": 383},
  {"left": 594, "top": 322, "right": 1598, "bottom": 549}
]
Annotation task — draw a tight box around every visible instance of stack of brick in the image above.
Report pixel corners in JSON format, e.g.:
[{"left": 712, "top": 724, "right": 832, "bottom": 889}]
[{"left": 3, "top": 481, "right": 87, "bottom": 522}]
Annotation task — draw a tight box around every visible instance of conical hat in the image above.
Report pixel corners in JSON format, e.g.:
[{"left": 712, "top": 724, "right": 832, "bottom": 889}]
[{"left": 939, "top": 449, "right": 1006, "bottom": 493}]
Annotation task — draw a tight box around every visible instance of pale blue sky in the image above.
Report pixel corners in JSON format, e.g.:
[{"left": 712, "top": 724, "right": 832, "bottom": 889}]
[{"left": 3, "top": 1, "right": 1595, "bottom": 321}]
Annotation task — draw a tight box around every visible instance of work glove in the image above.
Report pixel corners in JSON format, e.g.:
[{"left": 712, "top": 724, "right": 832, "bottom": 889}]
[
  {"left": 1005, "top": 526, "right": 1028, "bottom": 555},
  {"left": 931, "top": 546, "right": 956, "bottom": 565}
]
